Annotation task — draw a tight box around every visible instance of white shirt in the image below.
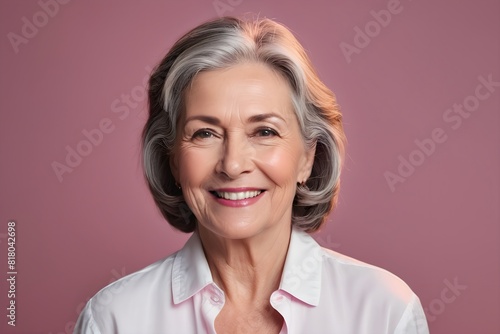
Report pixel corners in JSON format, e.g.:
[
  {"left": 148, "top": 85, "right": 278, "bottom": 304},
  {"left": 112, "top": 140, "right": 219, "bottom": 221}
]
[{"left": 74, "top": 229, "right": 429, "bottom": 334}]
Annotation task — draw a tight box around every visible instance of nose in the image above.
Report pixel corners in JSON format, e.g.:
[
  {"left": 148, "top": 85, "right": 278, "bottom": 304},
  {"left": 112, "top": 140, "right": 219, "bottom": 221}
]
[{"left": 215, "top": 133, "right": 254, "bottom": 179}]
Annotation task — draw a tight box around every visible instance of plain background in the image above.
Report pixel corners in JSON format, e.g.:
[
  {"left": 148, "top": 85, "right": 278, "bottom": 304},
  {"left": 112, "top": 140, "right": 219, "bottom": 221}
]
[{"left": 0, "top": 0, "right": 498, "bottom": 333}]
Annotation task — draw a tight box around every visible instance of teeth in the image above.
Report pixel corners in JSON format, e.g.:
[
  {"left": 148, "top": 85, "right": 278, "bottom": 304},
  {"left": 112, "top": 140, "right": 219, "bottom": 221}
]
[{"left": 215, "top": 190, "right": 262, "bottom": 200}]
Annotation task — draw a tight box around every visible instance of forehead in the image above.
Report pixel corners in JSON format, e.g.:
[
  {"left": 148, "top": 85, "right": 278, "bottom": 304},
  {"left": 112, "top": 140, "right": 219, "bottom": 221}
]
[{"left": 183, "top": 62, "right": 295, "bottom": 121}]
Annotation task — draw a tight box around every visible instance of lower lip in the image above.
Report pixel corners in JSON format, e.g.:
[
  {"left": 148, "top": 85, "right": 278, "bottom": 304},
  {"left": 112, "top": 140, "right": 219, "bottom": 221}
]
[{"left": 211, "top": 191, "right": 265, "bottom": 207}]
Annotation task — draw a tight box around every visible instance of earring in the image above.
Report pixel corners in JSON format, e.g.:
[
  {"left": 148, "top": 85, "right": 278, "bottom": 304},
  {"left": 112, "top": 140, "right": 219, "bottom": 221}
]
[
  {"left": 297, "top": 181, "right": 309, "bottom": 191},
  {"left": 175, "top": 182, "right": 181, "bottom": 189}
]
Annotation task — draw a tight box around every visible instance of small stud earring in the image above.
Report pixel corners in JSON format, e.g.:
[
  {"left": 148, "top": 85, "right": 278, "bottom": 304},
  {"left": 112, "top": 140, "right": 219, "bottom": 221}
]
[
  {"left": 297, "top": 181, "right": 309, "bottom": 191},
  {"left": 175, "top": 182, "right": 181, "bottom": 189}
]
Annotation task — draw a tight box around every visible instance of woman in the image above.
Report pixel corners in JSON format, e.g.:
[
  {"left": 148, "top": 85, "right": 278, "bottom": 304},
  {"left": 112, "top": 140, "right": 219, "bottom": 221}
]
[{"left": 75, "top": 16, "right": 429, "bottom": 334}]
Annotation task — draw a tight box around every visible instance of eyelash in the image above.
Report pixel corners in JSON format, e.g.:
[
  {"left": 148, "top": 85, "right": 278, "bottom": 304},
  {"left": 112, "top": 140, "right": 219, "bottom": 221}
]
[
  {"left": 254, "top": 127, "right": 279, "bottom": 137},
  {"left": 191, "top": 127, "right": 279, "bottom": 140},
  {"left": 192, "top": 129, "right": 216, "bottom": 139}
]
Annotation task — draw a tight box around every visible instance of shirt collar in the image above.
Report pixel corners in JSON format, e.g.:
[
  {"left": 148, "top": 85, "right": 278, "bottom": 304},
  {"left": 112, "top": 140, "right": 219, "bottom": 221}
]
[
  {"left": 172, "top": 231, "right": 213, "bottom": 304},
  {"left": 279, "top": 228, "right": 323, "bottom": 306},
  {"left": 172, "top": 228, "right": 323, "bottom": 306}
]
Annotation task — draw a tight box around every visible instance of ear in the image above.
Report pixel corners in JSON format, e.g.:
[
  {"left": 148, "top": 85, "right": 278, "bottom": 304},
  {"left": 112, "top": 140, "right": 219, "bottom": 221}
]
[{"left": 297, "top": 141, "right": 316, "bottom": 183}]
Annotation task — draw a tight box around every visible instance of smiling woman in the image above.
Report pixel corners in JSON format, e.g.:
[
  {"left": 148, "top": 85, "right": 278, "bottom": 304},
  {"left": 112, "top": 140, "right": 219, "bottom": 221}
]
[
  {"left": 175, "top": 63, "right": 315, "bottom": 242},
  {"left": 75, "top": 16, "right": 429, "bottom": 334}
]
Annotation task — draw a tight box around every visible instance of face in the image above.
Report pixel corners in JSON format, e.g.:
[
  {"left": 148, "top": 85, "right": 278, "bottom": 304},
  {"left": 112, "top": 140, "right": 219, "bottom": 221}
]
[{"left": 171, "top": 62, "right": 315, "bottom": 240}]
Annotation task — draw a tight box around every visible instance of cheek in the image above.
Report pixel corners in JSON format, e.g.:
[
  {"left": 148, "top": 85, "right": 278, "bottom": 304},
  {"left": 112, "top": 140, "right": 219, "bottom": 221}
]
[
  {"left": 255, "top": 145, "right": 303, "bottom": 184},
  {"left": 177, "top": 148, "right": 215, "bottom": 185}
]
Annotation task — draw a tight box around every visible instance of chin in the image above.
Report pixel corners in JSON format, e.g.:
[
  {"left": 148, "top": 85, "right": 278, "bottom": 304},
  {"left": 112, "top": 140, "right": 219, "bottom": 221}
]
[{"left": 198, "top": 219, "right": 271, "bottom": 241}]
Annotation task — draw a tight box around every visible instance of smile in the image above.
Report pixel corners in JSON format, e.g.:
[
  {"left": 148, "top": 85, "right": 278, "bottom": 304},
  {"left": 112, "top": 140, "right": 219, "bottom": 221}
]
[{"left": 212, "top": 190, "right": 262, "bottom": 200}]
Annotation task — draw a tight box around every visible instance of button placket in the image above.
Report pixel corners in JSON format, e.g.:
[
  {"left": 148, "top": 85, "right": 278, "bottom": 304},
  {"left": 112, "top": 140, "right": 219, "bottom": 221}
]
[
  {"left": 210, "top": 294, "right": 221, "bottom": 304},
  {"left": 271, "top": 291, "right": 290, "bottom": 333},
  {"left": 271, "top": 291, "right": 285, "bottom": 305},
  {"left": 208, "top": 285, "right": 224, "bottom": 306}
]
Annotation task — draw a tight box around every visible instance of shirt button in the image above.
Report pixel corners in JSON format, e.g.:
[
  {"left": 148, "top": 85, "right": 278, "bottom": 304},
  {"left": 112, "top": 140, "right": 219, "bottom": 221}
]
[
  {"left": 209, "top": 293, "right": 224, "bottom": 305},
  {"left": 272, "top": 294, "right": 284, "bottom": 303}
]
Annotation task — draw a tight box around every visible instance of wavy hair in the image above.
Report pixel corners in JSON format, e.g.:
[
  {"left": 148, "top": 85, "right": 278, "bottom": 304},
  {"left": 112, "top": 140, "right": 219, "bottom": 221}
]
[{"left": 143, "top": 16, "right": 345, "bottom": 233}]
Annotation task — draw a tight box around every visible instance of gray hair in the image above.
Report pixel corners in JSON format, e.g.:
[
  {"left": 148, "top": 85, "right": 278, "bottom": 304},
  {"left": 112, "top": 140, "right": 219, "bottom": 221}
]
[{"left": 143, "top": 16, "right": 345, "bottom": 233}]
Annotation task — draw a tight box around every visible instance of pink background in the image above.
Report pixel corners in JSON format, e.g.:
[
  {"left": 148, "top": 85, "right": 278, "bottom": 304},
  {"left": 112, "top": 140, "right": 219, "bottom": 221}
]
[{"left": 1, "top": 0, "right": 498, "bottom": 333}]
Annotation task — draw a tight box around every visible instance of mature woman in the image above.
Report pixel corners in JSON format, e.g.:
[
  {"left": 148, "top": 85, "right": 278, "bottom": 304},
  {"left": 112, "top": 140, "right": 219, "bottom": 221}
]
[{"left": 75, "top": 17, "right": 429, "bottom": 334}]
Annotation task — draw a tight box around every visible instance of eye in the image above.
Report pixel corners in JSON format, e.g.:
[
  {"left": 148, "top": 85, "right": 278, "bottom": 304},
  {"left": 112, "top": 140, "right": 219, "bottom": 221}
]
[
  {"left": 192, "top": 129, "right": 216, "bottom": 139},
  {"left": 255, "top": 127, "right": 279, "bottom": 137}
]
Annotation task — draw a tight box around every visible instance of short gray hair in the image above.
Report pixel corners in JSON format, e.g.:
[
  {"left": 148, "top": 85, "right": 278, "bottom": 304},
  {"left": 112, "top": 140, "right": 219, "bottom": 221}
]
[{"left": 143, "top": 16, "right": 345, "bottom": 233}]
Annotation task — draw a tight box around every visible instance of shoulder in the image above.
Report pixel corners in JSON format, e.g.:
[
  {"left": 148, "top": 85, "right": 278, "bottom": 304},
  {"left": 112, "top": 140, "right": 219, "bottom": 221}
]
[
  {"left": 285, "top": 229, "right": 417, "bottom": 306},
  {"left": 320, "top": 247, "right": 416, "bottom": 303},
  {"left": 95, "top": 252, "right": 177, "bottom": 307},
  {"left": 75, "top": 252, "right": 178, "bottom": 333},
  {"left": 282, "top": 230, "right": 429, "bottom": 332},
  {"left": 318, "top": 246, "right": 429, "bottom": 332},
  {"left": 75, "top": 232, "right": 211, "bottom": 333},
  {"left": 318, "top": 248, "right": 428, "bottom": 332},
  {"left": 288, "top": 229, "right": 416, "bottom": 304}
]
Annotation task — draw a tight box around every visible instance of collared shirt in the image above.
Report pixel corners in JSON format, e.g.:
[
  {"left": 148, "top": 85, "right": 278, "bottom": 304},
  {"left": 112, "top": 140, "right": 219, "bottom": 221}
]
[{"left": 74, "top": 229, "right": 429, "bottom": 334}]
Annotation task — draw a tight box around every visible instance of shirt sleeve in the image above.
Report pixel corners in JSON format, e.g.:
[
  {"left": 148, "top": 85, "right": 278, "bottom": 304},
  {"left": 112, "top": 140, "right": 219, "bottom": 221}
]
[
  {"left": 73, "top": 299, "right": 102, "bottom": 334},
  {"left": 393, "top": 294, "right": 430, "bottom": 334}
]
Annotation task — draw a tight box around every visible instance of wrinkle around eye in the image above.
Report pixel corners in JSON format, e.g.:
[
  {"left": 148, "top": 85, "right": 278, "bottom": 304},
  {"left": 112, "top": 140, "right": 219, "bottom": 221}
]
[
  {"left": 183, "top": 128, "right": 223, "bottom": 147},
  {"left": 193, "top": 129, "right": 216, "bottom": 139},
  {"left": 254, "top": 127, "right": 280, "bottom": 137}
]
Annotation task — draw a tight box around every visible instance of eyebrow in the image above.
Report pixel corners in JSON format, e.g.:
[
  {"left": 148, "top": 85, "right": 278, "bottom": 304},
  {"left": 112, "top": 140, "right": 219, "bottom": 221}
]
[
  {"left": 247, "top": 113, "right": 286, "bottom": 124},
  {"left": 184, "top": 113, "right": 286, "bottom": 125},
  {"left": 184, "top": 115, "right": 220, "bottom": 125}
]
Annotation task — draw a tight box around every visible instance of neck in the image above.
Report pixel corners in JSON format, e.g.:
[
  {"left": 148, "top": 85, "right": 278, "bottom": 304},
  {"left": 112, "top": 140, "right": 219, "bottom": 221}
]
[{"left": 198, "top": 225, "right": 291, "bottom": 304}]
